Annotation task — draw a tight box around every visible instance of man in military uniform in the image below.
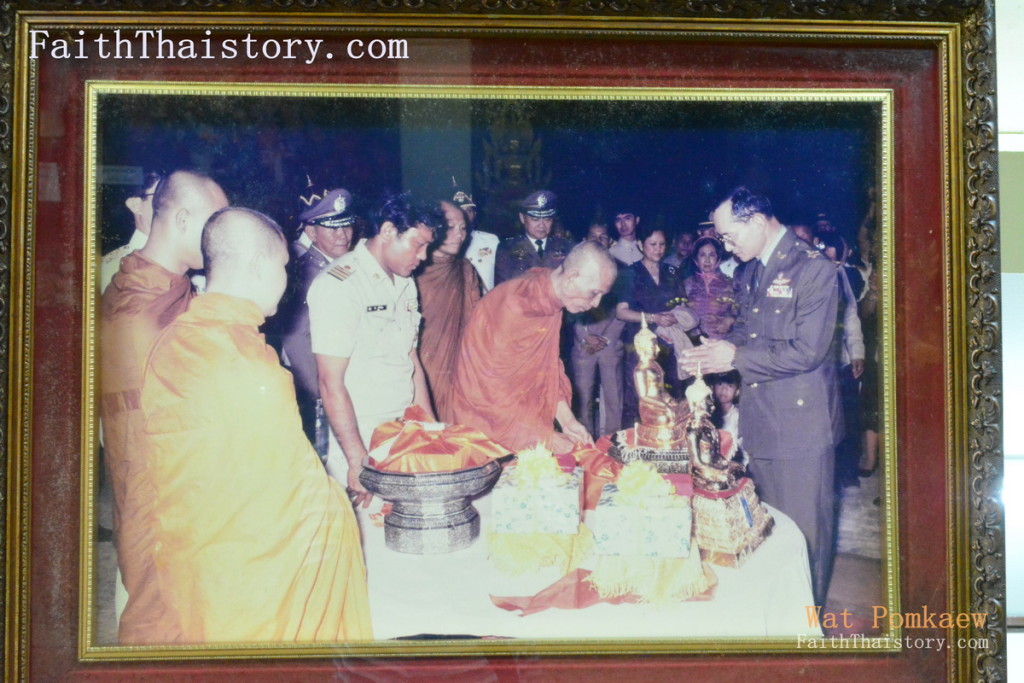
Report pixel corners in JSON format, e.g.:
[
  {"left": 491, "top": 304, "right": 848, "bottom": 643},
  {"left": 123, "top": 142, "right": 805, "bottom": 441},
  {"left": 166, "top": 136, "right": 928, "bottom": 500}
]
[
  {"left": 680, "top": 187, "right": 840, "bottom": 604},
  {"left": 275, "top": 187, "right": 356, "bottom": 459},
  {"left": 456, "top": 184, "right": 500, "bottom": 292},
  {"left": 494, "top": 190, "right": 573, "bottom": 285},
  {"left": 307, "top": 195, "right": 438, "bottom": 503}
]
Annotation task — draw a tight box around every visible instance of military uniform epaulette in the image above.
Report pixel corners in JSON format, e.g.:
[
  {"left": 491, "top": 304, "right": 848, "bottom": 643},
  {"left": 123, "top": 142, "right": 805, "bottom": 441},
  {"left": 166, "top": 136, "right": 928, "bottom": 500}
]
[
  {"left": 327, "top": 264, "right": 355, "bottom": 282},
  {"left": 791, "top": 239, "right": 821, "bottom": 259}
]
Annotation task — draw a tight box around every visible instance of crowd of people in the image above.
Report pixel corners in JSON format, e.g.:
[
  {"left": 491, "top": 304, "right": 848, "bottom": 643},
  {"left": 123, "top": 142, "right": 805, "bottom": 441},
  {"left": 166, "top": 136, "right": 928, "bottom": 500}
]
[{"left": 98, "top": 167, "right": 881, "bottom": 644}]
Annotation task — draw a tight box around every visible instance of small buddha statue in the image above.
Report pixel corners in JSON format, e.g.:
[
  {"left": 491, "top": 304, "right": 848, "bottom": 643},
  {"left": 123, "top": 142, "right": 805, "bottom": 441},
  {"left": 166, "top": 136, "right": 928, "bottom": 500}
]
[
  {"left": 685, "top": 373, "right": 745, "bottom": 492},
  {"left": 633, "top": 314, "right": 690, "bottom": 449}
]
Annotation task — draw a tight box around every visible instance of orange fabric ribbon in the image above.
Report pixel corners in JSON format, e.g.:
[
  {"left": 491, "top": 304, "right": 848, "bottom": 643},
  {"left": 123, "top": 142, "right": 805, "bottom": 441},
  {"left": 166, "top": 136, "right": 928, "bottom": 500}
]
[
  {"left": 490, "top": 569, "right": 641, "bottom": 616},
  {"left": 369, "top": 406, "right": 509, "bottom": 473},
  {"left": 569, "top": 440, "right": 624, "bottom": 511}
]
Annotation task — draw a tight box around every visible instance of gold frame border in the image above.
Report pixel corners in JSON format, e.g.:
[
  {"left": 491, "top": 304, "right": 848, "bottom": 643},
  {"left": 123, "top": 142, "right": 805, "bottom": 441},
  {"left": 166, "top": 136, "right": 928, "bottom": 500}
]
[
  {"left": 77, "top": 81, "right": 897, "bottom": 661},
  {"left": 2, "top": 9, "right": 995, "bottom": 680}
]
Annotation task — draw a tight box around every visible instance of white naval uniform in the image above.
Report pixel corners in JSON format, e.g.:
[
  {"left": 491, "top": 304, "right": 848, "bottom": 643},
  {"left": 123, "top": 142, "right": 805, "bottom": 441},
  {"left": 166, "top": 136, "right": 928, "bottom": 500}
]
[
  {"left": 608, "top": 238, "right": 643, "bottom": 265},
  {"left": 307, "top": 239, "right": 421, "bottom": 483},
  {"left": 465, "top": 230, "right": 500, "bottom": 292}
]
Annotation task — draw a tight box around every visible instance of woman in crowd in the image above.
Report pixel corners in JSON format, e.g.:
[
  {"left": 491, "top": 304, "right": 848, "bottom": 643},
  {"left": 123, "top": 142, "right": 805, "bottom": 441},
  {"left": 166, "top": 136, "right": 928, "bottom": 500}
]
[
  {"left": 616, "top": 225, "right": 694, "bottom": 425},
  {"left": 415, "top": 201, "right": 483, "bottom": 422},
  {"left": 683, "top": 235, "right": 737, "bottom": 341}
]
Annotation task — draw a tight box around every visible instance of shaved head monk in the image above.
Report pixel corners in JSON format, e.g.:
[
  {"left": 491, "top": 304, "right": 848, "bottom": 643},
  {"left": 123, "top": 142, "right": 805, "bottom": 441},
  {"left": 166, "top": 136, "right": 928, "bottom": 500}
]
[
  {"left": 99, "top": 169, "right": 227, "bottom": 644},
  {"left": 451, "top": 241, "right": 617, "bottom": 453},
  {"left": 138, "top": 207, "right": 372, "bottom": 643}
]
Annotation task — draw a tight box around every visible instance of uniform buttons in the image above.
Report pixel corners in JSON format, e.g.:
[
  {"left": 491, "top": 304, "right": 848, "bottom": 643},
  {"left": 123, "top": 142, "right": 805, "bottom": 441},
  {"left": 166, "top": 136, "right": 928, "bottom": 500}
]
[
  {"left": 751, "top": 382, "right": 759, "bottom": 388},
  {"left": 796, "top": 399, "right": 804, "bottom": 406},
  {"left": 752, "top": 307, "right": 759, "bottom": 313},
  {"left": 750, "top": 332, "right": 758, "bottom": 338},
  {"left": 775, "top": 309, "right": 782, "bottom": 314}
]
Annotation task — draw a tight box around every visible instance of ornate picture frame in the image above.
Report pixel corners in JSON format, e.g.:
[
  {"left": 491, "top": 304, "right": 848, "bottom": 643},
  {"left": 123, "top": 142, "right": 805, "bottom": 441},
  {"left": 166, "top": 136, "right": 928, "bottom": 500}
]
[{"left": 2, "top": 2, "right": 1003, "bottom": 681}]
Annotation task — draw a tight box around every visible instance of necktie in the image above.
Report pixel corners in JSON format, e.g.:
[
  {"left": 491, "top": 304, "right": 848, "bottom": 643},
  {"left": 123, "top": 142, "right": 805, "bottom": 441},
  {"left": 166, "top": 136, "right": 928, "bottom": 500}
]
[
  {"left": 752, "top": 260, "right": 765, "bottom": 293},
  {"left": 535, "top": 239, "right": 545, "bottom": 259}
]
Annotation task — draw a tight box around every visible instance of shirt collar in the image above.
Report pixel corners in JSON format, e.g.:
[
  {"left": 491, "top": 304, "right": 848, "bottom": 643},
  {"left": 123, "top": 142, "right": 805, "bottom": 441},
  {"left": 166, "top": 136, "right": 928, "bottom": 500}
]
[
  {"left": 759, "top": 226, "right": 787, "bottom": 266},
  {"left": 353, "top": 238, "right": 413, "bottom": 293},
  {"left": 127, "top": 229, "right": 148, "bottom": 251}
]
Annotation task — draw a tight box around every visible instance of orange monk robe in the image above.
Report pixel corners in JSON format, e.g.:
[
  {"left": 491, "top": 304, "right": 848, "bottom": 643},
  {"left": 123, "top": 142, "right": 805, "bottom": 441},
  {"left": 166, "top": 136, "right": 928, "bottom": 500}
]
[
  {"left": 141, "top": 293, "right": 373, "bottom": 643},
  {"left": 416, "top": 255, "right": 482, "bottom": 422},
  {"left": 99, "top": 251, "right": 192, "bottom": 644},
  {"left": 451, "top": 267, "right": 572, "bottom": 452}
]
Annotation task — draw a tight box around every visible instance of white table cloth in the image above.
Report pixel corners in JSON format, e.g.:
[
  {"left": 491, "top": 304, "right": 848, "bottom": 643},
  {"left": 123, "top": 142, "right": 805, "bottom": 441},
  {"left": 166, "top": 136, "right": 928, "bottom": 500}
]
[{"left": 357, "top": 495, "right": 821, "bottom": 641}]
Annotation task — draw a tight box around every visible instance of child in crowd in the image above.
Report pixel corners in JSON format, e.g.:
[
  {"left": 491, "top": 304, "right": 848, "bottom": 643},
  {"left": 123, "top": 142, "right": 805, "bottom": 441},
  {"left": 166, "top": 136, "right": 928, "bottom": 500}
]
[{"left": 711, "top": 370, "right": 745, "bottom": 466}]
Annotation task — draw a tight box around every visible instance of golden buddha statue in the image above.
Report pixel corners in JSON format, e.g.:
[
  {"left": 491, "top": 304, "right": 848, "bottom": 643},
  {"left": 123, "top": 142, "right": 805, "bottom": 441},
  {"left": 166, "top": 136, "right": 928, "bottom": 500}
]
[
  {"left": 685, "top": 373, "right": 745, "bottom": 492},
  {"left": 633, "top": 314, "right": 690, "bottom": 449}
]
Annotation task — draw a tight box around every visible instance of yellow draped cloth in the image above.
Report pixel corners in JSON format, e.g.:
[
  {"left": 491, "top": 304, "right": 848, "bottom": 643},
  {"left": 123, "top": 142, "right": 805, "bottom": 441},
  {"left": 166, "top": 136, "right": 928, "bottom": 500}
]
[
  {"left": 100, "top": 252, "right": 192, "bottom": 644},
  {"left": 415, "top": 254, "right": 482, "bottom": 423},
  {"left": 140, "top": 293, "right": 372, "bottom": 643}
]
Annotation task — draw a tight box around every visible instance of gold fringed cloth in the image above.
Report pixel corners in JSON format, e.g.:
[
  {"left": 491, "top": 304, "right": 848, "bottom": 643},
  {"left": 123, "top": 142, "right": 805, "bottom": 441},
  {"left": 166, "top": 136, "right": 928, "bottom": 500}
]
[
  {"left": 583, "top": 462, "right": 717, "bottom": 605},
  {"left": 585, "top": 555, "right": 717, "bottom": 605},
  {"left": 488, "top": 450, "right": 587, "bottom": 576},
  {"left": 487, "top": 526, "right": 594, "bottom": 577},
  {"left": 368, "top": 406, "right": 508, "bottom": 473}
]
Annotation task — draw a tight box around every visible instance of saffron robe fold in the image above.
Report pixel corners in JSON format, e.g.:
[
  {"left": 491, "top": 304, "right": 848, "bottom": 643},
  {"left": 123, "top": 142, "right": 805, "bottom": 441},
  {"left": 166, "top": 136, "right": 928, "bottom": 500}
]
[
  {"left": 451, "top": 267, "right": 572, "bottom": 452},
  {"left": 416, "top": 254, "right": 483, "bottom": 422},
  {"left": 141, "top": 293, "right": 373, "bottom": 643},
  {"left": 100, "top": 251, "right": 192, "bottom": 644}
]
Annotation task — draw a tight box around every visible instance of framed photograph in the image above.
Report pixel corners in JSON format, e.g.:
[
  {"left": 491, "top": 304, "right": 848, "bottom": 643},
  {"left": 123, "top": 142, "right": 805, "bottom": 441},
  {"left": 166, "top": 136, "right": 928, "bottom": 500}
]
[{"left": 2, "top": 2, "right": 1004, "bottom": 681}]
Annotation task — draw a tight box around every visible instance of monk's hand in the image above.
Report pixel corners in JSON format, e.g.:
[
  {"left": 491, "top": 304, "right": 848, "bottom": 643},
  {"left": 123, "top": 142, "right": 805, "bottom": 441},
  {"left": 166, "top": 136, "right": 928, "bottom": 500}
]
[
  {"left": 561, "top": 418, "right": 593, "bottom": 447},
  {"left": 680, "top": 339, "right": 737, "bottom": 375},
  {"left": 347, "top": 468, "right": 373, "bottom": 508}
]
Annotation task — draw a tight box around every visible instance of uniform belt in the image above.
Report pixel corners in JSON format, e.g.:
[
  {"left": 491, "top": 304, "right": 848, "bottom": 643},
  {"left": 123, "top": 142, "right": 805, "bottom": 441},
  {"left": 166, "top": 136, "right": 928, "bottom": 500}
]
[{"left": 101, "top": 389, "right": 141, "bottom": 415}]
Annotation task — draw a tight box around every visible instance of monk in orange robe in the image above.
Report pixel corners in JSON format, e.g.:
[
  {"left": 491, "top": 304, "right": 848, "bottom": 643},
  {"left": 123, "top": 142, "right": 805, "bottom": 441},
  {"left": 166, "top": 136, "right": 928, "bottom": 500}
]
[
  {"left": 140, "top": 207, "right": 372, "bottom": 642},
  {"left": 416, "top": 201, "right": 483, "bottom": 422},
  {"left": 99, "top": 170, "right": 227, "bottom": 644},
  {"left": 451, "top": 241, "right": 617, "bottom": 453}
]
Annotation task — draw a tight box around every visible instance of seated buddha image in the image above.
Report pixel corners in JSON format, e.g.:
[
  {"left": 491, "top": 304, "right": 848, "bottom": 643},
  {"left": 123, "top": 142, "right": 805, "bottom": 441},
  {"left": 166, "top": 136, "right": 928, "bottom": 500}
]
[
  {"left": 685, "top": 375, "right": 746, "bottom": 493},
  {"left": 633, "top": 314, "right": 691, "bottom": 449}
]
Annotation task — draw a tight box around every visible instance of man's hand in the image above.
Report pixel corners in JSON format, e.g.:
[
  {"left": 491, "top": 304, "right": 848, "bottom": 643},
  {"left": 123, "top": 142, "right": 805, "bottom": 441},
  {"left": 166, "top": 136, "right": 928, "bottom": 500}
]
[
  {"left": 679, "top": 339, "right": 737, "bottom": 375},
  {"left": 584, "top": 333, "right": 608, "bottom": 355},
  {"left": 347, "top": 466, "right": 373, "bottom": 508},
  {"left": 851, "top": 358, "right": 865, "bottom": 380},
  {"left": 652, "top": 312, "right": 676, "bottom": 328}
]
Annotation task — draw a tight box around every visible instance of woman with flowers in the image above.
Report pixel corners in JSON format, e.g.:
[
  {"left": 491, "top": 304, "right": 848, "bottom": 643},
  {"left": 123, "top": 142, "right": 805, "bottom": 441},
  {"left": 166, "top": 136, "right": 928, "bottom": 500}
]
[
  {"left": 616, "top": 226, "right": 697, "bottom": 425},
  {"left": 682, "top": 236, "right": 737, "bottom": 340}
]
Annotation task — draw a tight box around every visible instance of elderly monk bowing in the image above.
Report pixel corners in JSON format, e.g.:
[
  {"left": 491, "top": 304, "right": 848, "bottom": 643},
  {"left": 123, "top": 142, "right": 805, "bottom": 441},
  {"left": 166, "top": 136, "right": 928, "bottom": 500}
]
[
  {"left": 100, "top": 169, "right": 227, "bottom": 644},
  {"left": 139, "top": 208, "right": 372, "bottom": 643},
  {"left": 451, "top": 241, "right": 617, "bottom": 453}
]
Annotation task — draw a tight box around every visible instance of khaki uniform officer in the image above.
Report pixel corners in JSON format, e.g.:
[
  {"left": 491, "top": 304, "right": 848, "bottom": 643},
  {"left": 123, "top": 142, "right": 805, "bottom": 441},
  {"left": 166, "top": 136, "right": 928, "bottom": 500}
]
[{"left": 307, "top": 195, "right": 437, "bottom": 503}]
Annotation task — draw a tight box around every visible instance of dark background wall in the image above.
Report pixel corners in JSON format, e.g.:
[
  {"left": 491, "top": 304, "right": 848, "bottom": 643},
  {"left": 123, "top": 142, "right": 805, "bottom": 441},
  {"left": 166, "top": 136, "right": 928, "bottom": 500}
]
[{"left": 97, "top": 93, "right": 877, "bottom": 251}]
